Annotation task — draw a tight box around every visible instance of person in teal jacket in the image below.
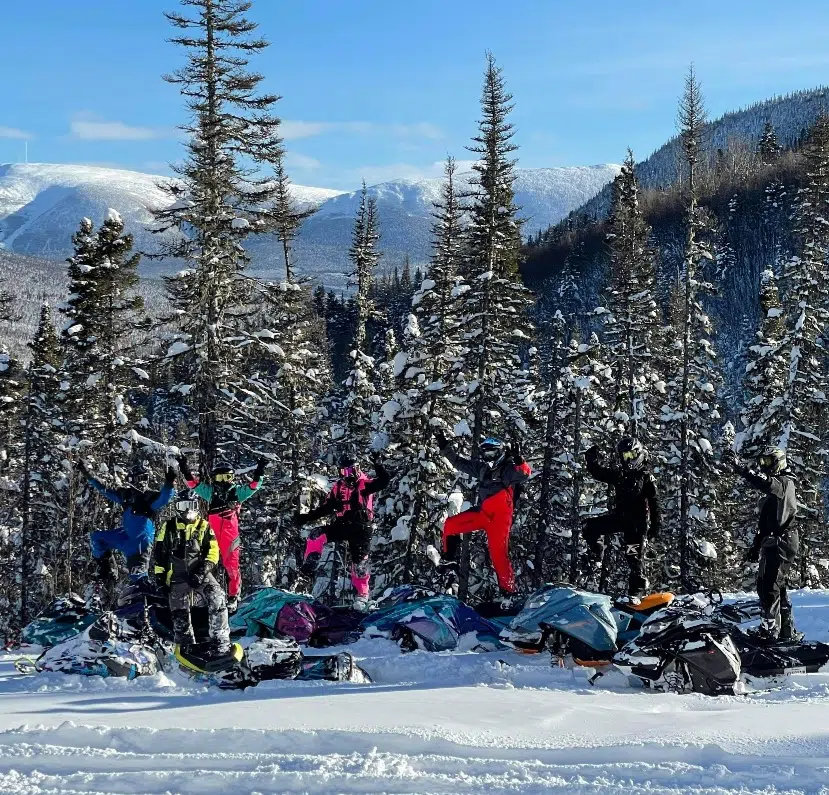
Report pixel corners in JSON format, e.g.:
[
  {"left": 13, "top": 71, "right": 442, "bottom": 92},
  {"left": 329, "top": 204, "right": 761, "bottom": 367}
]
[{"left": 178, "top": 457, "right": 266, "bottom": 611}]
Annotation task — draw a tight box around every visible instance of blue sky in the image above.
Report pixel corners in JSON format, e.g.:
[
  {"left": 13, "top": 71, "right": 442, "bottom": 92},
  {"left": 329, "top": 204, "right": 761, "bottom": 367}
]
[{"left": 3, "top": 0, "right": 829, "bottom": 190}]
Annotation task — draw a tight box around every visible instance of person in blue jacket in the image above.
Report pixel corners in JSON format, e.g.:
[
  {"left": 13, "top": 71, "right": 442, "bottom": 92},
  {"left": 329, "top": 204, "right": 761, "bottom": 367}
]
[{"left": 78, "top": 459, "right": 177, "bottom": 582}]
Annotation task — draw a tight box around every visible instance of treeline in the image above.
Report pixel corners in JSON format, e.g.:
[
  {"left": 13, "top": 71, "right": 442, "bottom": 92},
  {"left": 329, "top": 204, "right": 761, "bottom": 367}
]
[{"left": 3, "top": 1, "right": 829, "bottom": 638}]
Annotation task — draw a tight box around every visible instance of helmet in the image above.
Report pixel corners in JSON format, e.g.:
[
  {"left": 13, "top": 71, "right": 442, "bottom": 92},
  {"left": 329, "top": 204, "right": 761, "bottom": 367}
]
[
  {"left": 617, "top": 437, "right": 647, "bottom": 470},
  {"left": 338, "top": 454, "right": 360, "bottom": 479},
  {"left": 479, "top": 437, "right": 505, "bottom": 467},
  {"left": 130, "top": 460, "right": 151, "bottom": 491},
  {"left": 758, "top": 447, "right": 787, "bottom": 475},
  {"left": 175, "top": 489, "right": 200, "bottom": 522},
  {"left": 212, "top": 463, "right": 235, "bottom": 484}
]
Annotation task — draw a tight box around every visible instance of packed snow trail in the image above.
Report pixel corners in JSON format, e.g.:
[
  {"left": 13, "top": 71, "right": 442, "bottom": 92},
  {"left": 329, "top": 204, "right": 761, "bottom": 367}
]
[{"left": 2, "top": 589, "right": 829, "bottom": 793}]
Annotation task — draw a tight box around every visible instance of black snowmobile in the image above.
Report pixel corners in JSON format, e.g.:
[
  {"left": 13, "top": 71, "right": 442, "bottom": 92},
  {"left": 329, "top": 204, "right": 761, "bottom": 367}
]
[
  {"left": 613, "top": 594, "right": 742, "bottom": 696},
  {"left": 714, "top": 598, "right": 829, "bottom": 679}
]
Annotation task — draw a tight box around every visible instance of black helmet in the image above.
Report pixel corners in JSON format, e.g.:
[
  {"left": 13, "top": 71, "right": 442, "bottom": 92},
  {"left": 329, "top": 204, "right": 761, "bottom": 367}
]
[
  {"left": 130, "top": 460, "right": 151, "bottom": 490},
  {"left": 617, "top": 437, "right": 647, "bottom": 470},
  {"left": 479, "top": 437, "right": 505, "bottom": 466},
  {"left": 758, "top": 446, "right": 787, "bottom": 475},
  {"left": 212, "top": 462, "right": 235, "bottom": 484},
  {"left": 338, "top": 454, "right": 359, "bottom": 478},
  {"left": 175, "top": 488, "right": 200, "bottom": 522}
]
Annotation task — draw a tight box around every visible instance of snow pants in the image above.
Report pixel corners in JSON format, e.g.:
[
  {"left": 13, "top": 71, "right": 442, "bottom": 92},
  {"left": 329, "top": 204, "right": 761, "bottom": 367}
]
[
  {"left": 207, "top": 514, "right": 242, "bottom": 598},
  {"left": 442, "top": 489, "right": 516, "bottom": 594},
  {"left": 308, "top": 514, "right": 372, "bottom": 597},
  {"left": 583, "top": 514, "right": 647, "bottom": 595},
  {"left": 169, "top": 572, "right": 230, "bottom": 649},
  {"left": 90, "top": 528, "right": 153, "bottom": 575},
  {"left": 757, "top": 530, "right": 799, "bottom": 638}
]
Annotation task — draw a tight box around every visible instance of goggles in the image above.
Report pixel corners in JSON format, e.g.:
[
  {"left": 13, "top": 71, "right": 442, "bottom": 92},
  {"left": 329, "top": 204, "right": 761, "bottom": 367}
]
[
  {"left": 176, "top": 499, "right": 199, "bottom": 513},
  {"left": 340, "top": 465, "right": 359, "bottom": 478},
  {"left": 621, "top": 449, "right": 639, "bottom": 462},
  {"left": 759, "top": 455, "right": 775, "bottom": 469},
  {"left": 214, "top": 472, "right": 234, "bottom": 483}
]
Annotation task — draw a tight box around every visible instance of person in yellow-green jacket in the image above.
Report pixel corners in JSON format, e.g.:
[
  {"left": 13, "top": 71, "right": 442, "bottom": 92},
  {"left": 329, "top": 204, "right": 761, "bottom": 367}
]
[{"left": 153, "top": 489, "right": 231, "bottom": 655}]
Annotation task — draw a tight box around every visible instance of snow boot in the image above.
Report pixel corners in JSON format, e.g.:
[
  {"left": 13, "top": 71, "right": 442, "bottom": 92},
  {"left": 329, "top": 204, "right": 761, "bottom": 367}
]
[{"left": 779, "top": 609, "right": 804, "bottom": 644}]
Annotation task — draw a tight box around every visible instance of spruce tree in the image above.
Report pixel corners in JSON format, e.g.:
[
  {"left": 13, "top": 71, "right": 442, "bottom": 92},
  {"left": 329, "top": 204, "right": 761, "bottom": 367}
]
[
  {"left": 603, "top": 149, "right": 660, "bottom": 443},
  {"left": 453, "top": 54, "right": 535, "bottom": 598},
  {"left": 154, "top": 0, "right": 282, "bottom": 472},
  {"left": 778, "top": 113, "right": 829, "bottom": 584},
  {"left": 20, "top": 304, "right": 64, "bottom": 622},
  {"left": 758, "top": 120, "right": 782, "bottom": 166}
]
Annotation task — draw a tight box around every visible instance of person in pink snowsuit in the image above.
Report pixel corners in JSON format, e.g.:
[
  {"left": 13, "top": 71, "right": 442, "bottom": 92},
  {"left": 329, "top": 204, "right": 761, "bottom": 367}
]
[
  {"left": 178, "top": 456, "right": 266, "bottom": 612},
  {"left": 295, "top": 453, "right": 388, "bottom": 602}
]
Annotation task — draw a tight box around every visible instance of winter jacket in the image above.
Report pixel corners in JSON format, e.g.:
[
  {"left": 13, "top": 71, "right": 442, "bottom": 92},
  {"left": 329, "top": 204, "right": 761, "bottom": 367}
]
[
  {"left": 87, "top": 475, "right": 175, "bottom": 546},
  {"left": 736, "top": 466, "right": 799, "bottom": 559},
  {"left": 153, "top": 516, "right": 220, "bottom": 586},
  {"left": 584, "top": 448, "right": 661, "bottom": 538},
  {"left": 438, "top": 443, "right": 531, "bottom": 507},
  {"left": 303, "top": 464, "right": 390, "bottom": 525}
]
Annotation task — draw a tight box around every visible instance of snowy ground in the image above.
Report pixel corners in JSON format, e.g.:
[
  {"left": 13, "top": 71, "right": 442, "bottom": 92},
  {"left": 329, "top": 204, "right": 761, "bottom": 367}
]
[{"left": 3, "top": 591, "right": 829, "bottom": 794}]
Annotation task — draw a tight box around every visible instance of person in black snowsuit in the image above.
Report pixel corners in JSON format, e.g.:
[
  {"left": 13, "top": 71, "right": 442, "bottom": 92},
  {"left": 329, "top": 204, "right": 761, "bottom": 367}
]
[
  {"left": 295, "top": 453, "right": 389, "bottom": 605},
  {"left": 152, "top": 490, "right": 231, "bottom": 655},
  {"left": 582, "top": 437, "right": 661, "bottom": 596},
  {"left": 727, "top": 446, "right": 801, "bottom": 642}
]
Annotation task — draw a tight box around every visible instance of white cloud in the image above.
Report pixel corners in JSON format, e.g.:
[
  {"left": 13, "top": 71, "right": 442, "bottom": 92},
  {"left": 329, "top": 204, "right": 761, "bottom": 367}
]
[
  {"left": 339, "top": 158, "right": 477, "bottom": 187},
  {"left": 70, "top": 115, "right": 167, "bottom": 141},
  {"left": 285, "top": 152, "right": 322, "bottom": 170},
  {"left": 0, "top": 126, "right": 31, "bottom": 140},
  {"left": 280, "top": 120, "right": 444, "bottom": 141}
]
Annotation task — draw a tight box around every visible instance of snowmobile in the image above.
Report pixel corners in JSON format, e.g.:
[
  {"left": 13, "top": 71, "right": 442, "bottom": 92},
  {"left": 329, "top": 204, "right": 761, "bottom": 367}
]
[
  {"left": 613, "top": 594, "right": 742, "bottom": 696},
  {"left": 713, "top": 598, "right": 829, "bottom": 679},
  {"left": 19, "top": 593, "right": 101, "bottom": 649},
  {"left": 499, "top": 584, "right": 675, "bottom": 665}
]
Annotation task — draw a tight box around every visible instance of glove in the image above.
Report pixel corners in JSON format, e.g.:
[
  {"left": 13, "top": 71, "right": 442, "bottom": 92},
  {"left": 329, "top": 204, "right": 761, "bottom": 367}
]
[
  {"left": 165, "top": 466, "right": 177, "bottom": 486},
  {"left": 370, "top": 452, "right": 383, "bottom": 469},
  {"left": 743, "top": 546, "right": 760, "bottom": 565},
  {"left": 227, "top": 595, "right": 239, "bottom": 614},
  {"left": 509, "top": 441, "right": 523, "bottom": 462},
  {"left": 432, "top": 429, "right": 450, "bottom": 450},
  {"left": 294, "top": 510, "right": 307, "bottom": 527},
  {"left": 77, "top": 460, "right": 90, "bottom": 479},
  {"left": 252, "top": 458, "right": 267, "bottom": 481},
  {"left": 177, "top": 455, "right": 193, "bottom": 479},
  {"left": 585, "top": 445, "right": 600, "bottom": 461},
  {"left": 187, "top": 565, "right": 209, "bottom": 588}
]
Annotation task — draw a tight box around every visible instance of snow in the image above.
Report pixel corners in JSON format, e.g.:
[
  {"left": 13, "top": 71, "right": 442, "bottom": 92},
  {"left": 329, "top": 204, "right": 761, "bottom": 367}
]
[
  {"left": 105, "top": 207, "right": 122, "bottom": 224},
  {"left": 4, "top": 591, "right": 829, "bottom": 793},
  {"left": 392, "top": 350, "right": 408, "bottom": 377}
]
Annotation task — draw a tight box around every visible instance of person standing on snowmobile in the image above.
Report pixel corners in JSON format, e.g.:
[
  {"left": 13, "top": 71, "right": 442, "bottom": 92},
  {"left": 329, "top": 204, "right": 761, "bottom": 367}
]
[
  {"left": 295, "top": 453, "right": 389, "bottom": 609},
  {"left": 726, "top": 446, "right": 802, "bottom": 642},
  {"left": 433, "top": 432, "right": 531, "bottom": 595},
  {"left": 582, "top": 438, "right": 660, "bottom": 596},
  {"left": 79, "top": 459, "right": 177, "bottom": 584},
  {"left": 152, "top": 489, "right": 231, "bottom": 656},
  {"left": 178, "top": 456, "right": 266, "bottom": 613}
]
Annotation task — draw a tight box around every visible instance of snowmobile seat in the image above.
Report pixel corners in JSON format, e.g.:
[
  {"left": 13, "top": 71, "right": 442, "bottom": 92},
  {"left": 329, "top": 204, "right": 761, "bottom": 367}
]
[
  {"left": 175, "top": 642, "right": 244, "bottom": 675},
  {"left": 617, "top": 593, "right": 674, "bottom": 613}
]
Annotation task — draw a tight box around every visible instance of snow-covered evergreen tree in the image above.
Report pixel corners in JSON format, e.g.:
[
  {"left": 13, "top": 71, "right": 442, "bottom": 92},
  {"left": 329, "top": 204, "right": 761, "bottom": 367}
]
[
  {"left": 19, "top": 304, "right": 64, "bottom": 623},
  {"left": 778, "top": 113, "right": 829, "bottom": 584},
  {"left": 154, "top": 0, "right": 282, "bottom": 473},
  {"left": 603, "top": 149, "right": 661, "bottom": 443},
  {"left": 758, "top": 120, "right": 782, "bottom": 165},
  {"left": 452, "top": 54, "right": 536, "bottom": 598},
  {"left": 659, "top": 68, "right": 723, "bottom": 589}
]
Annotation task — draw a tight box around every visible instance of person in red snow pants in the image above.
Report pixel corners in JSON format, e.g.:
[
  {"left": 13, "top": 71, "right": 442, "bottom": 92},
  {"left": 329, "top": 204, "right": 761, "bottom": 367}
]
[
  {"left": 435, "top": 434, "right": 531, "bottom": 594},
  {"left": 177, "top": 456, "right": 266, "bottom": 612}
]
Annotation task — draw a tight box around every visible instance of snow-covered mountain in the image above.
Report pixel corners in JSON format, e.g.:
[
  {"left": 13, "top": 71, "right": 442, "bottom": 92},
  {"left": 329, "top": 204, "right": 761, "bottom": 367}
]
[{"left": 0, "top": 162, "right": 619, "bottom": 289}]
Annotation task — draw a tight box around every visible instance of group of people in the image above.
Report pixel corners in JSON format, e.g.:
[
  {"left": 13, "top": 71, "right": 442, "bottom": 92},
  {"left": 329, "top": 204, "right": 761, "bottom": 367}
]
[
  {"left": 79, "top": 455, "right": 265, "bottom": 659},
  {"left": 78, "top": 427, "right": 804, "bottom": 656}
]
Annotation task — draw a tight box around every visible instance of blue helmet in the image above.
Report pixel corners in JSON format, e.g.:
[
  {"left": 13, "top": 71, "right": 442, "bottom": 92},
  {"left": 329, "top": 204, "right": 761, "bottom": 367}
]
[{"left": 480, "top": 437, "right": 505, "bottom": 466}]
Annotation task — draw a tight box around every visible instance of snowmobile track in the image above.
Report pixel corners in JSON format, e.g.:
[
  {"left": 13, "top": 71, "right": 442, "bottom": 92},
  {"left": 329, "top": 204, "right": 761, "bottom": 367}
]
[{"left": 2, "top": 726, "right": 829, "bottom": 795}]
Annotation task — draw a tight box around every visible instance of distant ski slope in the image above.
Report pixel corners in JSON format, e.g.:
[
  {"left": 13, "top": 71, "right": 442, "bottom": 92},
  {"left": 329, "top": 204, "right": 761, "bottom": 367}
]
[{"left": 0, "top": 162, "right": 619, "bottom": 289}]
